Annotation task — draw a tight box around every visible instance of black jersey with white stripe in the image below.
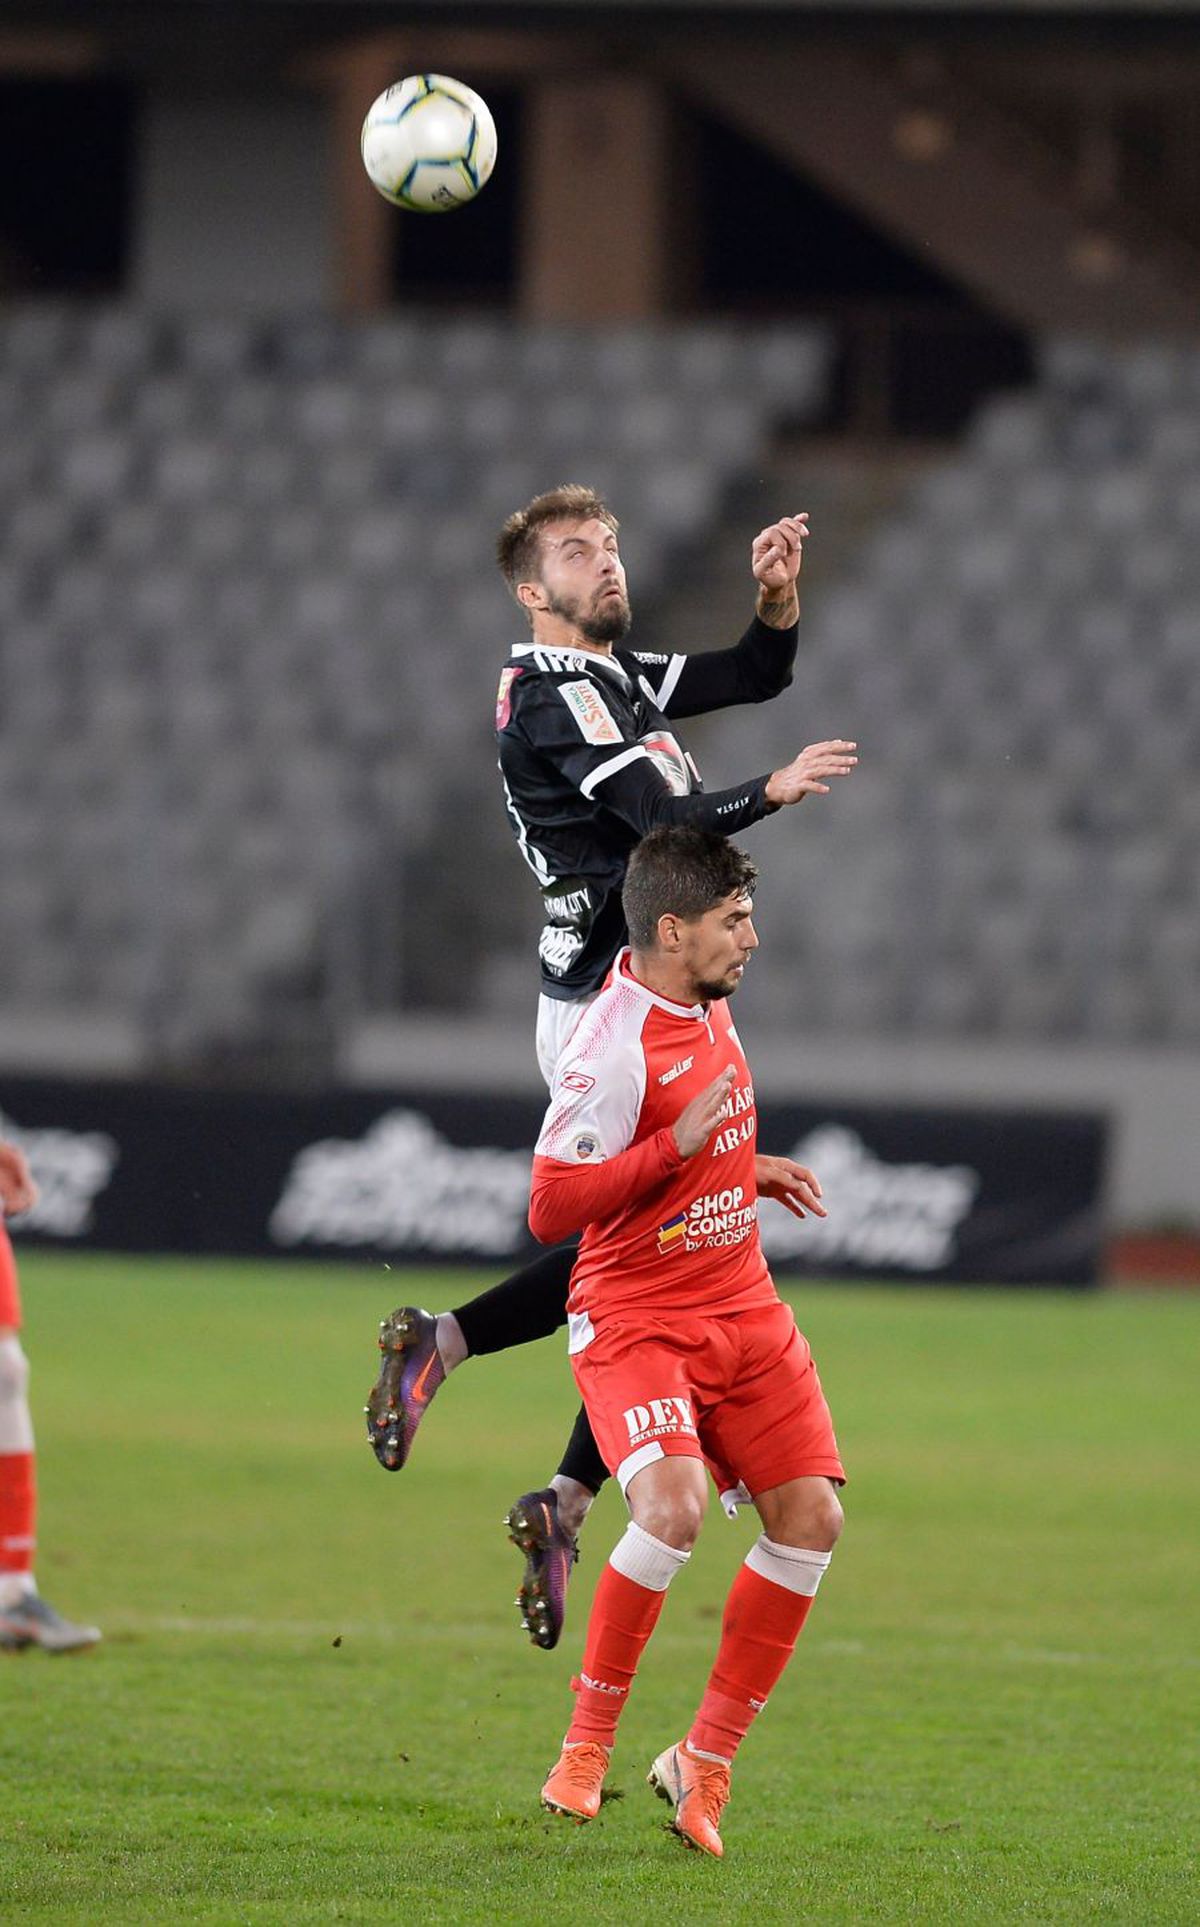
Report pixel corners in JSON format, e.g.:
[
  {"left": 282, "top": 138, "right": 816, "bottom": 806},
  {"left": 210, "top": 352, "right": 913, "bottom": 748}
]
[{"left": 495, "top": 614, "right": 798, "bottom": 1000}]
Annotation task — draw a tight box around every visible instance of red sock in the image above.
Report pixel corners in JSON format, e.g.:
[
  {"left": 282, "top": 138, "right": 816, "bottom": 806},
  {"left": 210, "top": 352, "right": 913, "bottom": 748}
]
[
  {"left": 0, "top": 1452, "right": 36, "bottom": 1575},
  {"left": 565, "top": 1562, "right": 668, "bottom": 1749},
  {"left": 688, "top": 1550, "right": 826, "bottom": 1762}
]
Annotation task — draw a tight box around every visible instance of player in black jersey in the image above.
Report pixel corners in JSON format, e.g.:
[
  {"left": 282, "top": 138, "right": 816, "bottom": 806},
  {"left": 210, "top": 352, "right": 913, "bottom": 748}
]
[{"left": 367, "top": 484, "right": 856, "bottom": 1647}]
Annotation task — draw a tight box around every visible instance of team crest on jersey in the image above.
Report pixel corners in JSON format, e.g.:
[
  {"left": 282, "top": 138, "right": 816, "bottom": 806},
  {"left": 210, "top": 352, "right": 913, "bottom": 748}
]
[
  {"left": 558, "top": 679, "right": 623, "bottom": 746},
  {"left": 495, "top": 665, "right": 522, "bottom": 730},
  {"left": 573, "top": 1134, "right": 599, "bottom": 1161}
]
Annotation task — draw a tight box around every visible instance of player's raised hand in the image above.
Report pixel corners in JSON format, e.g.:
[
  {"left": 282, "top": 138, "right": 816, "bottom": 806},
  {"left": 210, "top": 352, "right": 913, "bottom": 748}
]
[
  {"left": 765, "top": 739, "right": 858, "bottom": 807},
  {"left": 752, "top": 514, "right": 809, "bottom": 593},
  {"left": 756, "top": 1154, "right": 827, "bottom": 1221},
  {"left": 0, "top": 1140, "right": 38, "bottom": 1216},
  {"left": 673, "top": 1066, "right": 737, "bottom": 1159}
]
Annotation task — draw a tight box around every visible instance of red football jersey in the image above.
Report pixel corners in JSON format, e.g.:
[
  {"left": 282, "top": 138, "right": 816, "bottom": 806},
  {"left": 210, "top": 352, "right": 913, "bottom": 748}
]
[{"left": 531, "top": 952, "right": 777, "bottom": 1339}]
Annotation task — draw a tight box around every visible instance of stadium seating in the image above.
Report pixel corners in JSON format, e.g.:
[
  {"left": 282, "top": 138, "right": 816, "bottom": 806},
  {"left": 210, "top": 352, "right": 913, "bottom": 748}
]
[
  {"left": 0, "top": 306, "right": 832, "bottom": 1062},
  {"left": 1, "top": 307, "right": 1197, "bottom": 1057},
  {"left": 715, "top": 334, "right": 1200, "bottom": 1045}
]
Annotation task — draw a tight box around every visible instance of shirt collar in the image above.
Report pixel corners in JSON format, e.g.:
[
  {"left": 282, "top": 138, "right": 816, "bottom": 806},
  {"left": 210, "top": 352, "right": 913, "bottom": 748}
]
[
  {"left": 512, "top": 640, "right": 630, "bottom": 684},
  {"left": 613, "top": 949, "right": 708, "bottom": 1021}
]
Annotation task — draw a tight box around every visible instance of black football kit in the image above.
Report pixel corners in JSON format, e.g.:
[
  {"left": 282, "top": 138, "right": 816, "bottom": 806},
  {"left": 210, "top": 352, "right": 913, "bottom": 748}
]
[
  {"left": 495, "top": 616, "right": 794, "bottom": 1001},
  {"left": 447, "top": 613, "right": 800, "bottom": 1496}
]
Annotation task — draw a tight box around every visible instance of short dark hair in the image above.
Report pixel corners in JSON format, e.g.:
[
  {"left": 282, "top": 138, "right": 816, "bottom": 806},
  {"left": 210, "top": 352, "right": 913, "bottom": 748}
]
[
  {"left": 495, "top": 484, "right": 619, "bottom": 594},
  {"left": 622, "top": 828, "right": 758, "bottom": 950}
]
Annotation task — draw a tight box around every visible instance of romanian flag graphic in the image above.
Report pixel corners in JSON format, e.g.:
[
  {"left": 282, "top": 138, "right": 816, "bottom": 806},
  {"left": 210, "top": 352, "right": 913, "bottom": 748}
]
[{"left": 657, "top": 1212, "right": 688, "bottom": 1254}]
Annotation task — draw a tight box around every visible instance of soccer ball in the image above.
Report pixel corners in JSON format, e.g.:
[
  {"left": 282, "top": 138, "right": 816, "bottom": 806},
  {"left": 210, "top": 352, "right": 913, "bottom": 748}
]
[{"left": 360, "top": 74, "right": 497, "bottom": 213}]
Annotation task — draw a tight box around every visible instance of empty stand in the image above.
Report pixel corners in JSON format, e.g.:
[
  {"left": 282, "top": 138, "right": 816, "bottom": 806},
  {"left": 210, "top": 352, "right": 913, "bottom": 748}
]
[
  {"left": 0, "top": 305, "right": 832, "bottom": 1064},
  {"left": 2, "top": 306, "right": 1195, "bottom": 1059}
]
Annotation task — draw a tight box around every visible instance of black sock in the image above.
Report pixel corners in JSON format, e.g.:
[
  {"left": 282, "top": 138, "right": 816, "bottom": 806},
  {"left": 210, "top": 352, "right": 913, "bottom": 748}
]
[
  {"left": 556, "top": 1402, "right": 609, "bottom": 1496},
  {"left": 451, "top": 1242, "right": 577, "bottom": 1356}
]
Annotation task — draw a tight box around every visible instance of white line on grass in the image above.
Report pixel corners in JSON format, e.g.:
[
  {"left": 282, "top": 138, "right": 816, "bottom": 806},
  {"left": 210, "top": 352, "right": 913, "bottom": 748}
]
[{"left": 95, "top": 1616, "right": 1198, "bottom": 1670}]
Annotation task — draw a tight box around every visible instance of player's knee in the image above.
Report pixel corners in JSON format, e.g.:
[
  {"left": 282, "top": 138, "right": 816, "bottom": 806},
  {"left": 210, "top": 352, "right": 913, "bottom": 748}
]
[
  {"left": 810, "top": 1484, "right": 844, "bottom": 1551},
  {"left": 0, "top": 1333, "right": 30, "bottom": 1403},
  {"left": 764, "top": 1479, "right": 844, "bottom": 1553},
  {"left": 629, "top": 1483, "right": 707, "bottom": 1552}
]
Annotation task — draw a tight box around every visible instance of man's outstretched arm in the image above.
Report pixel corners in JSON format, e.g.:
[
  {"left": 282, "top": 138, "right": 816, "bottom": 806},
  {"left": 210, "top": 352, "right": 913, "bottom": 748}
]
[{"left": 641, "top": 513, "right": 808, "bottom": 718}]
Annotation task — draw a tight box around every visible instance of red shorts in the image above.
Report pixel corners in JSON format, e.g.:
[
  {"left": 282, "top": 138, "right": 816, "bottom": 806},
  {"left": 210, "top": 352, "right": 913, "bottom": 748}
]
[
  {"left": 0, "top": 1223, "right": 22, "bottom": 1330},
  {"left": 571, "top": 1297, "right": 845, "bottom": 1499}
]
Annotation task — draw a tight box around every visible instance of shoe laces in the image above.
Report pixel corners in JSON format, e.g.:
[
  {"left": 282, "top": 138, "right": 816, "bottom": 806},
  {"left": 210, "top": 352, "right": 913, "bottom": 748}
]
[
  {"left": 683, "top": 1748, "right": 731, "bottom": 1824},
  {"left": 556, "top": 1742, "right": 610, "bottom": 1790}
]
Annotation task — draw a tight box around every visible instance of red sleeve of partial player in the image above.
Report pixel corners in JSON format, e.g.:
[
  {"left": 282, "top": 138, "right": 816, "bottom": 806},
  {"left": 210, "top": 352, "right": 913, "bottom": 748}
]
[{"left": 529, "top": 1128, "right": 684, "bottom": 1243}]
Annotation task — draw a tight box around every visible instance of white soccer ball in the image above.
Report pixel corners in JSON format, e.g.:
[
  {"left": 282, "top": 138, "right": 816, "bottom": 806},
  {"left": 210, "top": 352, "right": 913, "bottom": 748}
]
[{"left": 360, "top": 74, "right": 497, "bottom": 214}]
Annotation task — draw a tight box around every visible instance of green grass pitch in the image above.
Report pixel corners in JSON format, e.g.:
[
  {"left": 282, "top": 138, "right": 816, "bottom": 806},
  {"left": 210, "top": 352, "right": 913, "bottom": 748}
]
[{"left": 1, "top": 1252, "right": 1197, "bottom": 1923}]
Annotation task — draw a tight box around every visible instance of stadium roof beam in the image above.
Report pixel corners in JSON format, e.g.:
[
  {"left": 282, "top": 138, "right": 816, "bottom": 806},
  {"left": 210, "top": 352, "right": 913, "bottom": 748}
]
[{"left": 658, "top": 39, "right": 1200, "bottom": 336}]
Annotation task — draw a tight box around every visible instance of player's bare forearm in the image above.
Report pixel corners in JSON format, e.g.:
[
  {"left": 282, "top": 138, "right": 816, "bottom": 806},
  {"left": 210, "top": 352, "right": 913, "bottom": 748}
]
[
  {"left": 756, "top": 582, "right": 800, "bottom": 629},
  {"left": 751, "top": 513, "right": 807, "bottom": 630}
]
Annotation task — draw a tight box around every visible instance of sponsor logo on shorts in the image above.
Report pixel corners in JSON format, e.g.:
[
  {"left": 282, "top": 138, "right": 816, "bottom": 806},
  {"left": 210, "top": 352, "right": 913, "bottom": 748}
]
[{"left": 623, "top": 1397, "right": 697, "bottom": 1447}]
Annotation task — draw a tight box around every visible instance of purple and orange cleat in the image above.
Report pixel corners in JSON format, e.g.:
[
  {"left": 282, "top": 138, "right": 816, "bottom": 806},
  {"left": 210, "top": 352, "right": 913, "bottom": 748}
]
[
  {"left": 506, "top": 1487, "right": 579, "bottom": 1651},
  {"left": 365, "top": 1306, "right": 446, "bottom": 1471}
]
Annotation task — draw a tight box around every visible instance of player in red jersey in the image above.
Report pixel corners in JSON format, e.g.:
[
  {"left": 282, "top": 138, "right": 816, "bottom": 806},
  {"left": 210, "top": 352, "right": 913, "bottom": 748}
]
[
  {"left": 0, "top": 1138, "right": 101, "bottom": 1653},
  {"left": 531, "top": 828, "right": 844, "bottom": 1858}
]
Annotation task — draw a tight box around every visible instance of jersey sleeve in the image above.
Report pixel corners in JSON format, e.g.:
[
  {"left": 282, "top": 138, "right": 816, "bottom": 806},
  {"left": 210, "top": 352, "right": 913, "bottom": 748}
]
[
  {"left": 529, "top": 1131, "right": 682, "bottom": 1243},
  {"left": 529, "top": 996, "right": 686, "bottom": 1240},
  {"left": 632, "top": 615, "right": 798, "bottom": 720},
  {"left": 534, "top": 1020, "right": 646, "bottom": 1164},
  {"left": 513, "top": 672, "right": 776, "bottom": 837}
]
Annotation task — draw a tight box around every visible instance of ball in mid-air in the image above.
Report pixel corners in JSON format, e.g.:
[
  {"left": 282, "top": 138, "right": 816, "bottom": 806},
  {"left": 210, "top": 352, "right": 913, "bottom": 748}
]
[{"left": 360, "top": 74, "right": 497, "bottom": 213}]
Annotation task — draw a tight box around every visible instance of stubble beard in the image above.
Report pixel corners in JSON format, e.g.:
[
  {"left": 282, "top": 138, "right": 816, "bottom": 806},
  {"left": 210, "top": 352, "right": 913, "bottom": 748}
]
[
  {"left": 692, "top": 972, "right": 740, "bottom": 1004},
  {"left": 546, "top": 587, "right": 632, "bottom": 645}
]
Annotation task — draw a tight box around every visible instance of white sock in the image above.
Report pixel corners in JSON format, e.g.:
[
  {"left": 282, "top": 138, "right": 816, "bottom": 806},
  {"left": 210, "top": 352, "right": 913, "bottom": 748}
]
[
  {"left": 745, "top": 1536, "right": 831, "bottom": 1597},
  {"left": 0, "top": 1335, "right": 34, "bottom": 1453},
  {"left": 609, "top": 1521, "right": 691, "bottom": 1592},
  {"left": 0, "top": 1571, "right": 36, "bottom": 1607}
]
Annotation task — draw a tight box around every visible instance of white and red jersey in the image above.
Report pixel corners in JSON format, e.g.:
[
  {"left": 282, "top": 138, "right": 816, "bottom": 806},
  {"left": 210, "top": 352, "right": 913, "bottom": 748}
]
[{"left": 529, "top": 952, "right": 777, "bottom": 1340}]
